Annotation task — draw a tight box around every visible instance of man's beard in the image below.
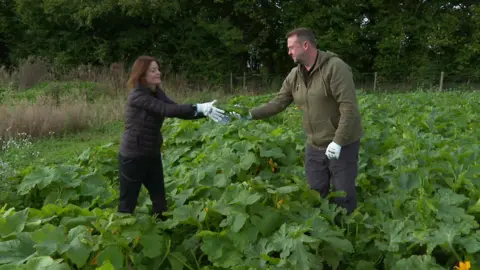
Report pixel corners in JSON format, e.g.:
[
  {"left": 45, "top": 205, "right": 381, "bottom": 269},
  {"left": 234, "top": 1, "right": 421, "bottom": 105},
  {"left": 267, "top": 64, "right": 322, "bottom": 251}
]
[
  {"left": 293, "top": 52, "right": 306, "bottom": 65},
  {"left": 294, "top": 54, "right": 306, "bottom": 65}
]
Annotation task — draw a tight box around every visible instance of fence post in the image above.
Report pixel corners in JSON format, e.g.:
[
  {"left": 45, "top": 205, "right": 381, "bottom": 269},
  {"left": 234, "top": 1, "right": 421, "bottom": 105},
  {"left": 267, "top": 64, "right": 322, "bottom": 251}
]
[
  {"left": 439, "top": 71, "right": 444, "bottom": 91},
  {"left": 243, "top": 72, "right": 246, "bottom": 90},
  {"left": 373, "top": 72, "right": 377, "bottom": 91}
]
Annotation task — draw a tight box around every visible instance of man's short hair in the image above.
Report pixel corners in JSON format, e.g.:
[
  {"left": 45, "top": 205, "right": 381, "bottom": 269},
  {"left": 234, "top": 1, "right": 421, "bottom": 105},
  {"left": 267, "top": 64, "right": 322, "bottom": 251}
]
[{"left": 286, "top": 27, "right": 317, "bottom": 47}]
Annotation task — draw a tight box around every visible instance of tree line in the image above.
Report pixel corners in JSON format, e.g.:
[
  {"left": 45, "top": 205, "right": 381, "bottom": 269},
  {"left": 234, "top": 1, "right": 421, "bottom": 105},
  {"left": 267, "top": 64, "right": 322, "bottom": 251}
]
[{"left": 1, "top": 0, "right": 479, "bottom": 84}]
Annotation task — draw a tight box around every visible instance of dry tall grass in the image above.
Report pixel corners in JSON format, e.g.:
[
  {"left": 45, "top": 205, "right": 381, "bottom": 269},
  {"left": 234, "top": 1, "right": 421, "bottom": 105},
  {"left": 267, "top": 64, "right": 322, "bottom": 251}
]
[
  {"left": 0, "top": 58, "right": 268, "bottom": 142},
  {"left": 0, "top": 95, "right": 126, "bottom": 141}
]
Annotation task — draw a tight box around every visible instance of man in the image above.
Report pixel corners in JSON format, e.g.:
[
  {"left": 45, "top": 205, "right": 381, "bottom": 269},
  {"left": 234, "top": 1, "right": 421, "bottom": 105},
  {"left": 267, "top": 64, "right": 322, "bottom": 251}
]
[{"left": 233, "top": 27, "right": 363, "bottom": 214}]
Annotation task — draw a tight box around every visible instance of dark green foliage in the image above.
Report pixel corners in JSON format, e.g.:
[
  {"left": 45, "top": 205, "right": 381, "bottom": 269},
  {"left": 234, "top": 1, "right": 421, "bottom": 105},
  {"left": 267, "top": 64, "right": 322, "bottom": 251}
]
[{"left": 0, "top": 1, "right": 479, "bottom": 83}]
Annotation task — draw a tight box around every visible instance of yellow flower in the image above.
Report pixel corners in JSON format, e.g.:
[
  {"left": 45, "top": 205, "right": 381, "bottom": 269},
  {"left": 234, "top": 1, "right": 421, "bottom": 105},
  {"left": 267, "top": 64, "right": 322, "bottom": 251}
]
[
  {"left": 269, "top": 158, "right": 278, "bottom": 173},
  {"left": 276, "top": 199, "right": 284, "bottom": 209},
  {"left": 455, "top": 261, "right": 471, "bottom": 270}
]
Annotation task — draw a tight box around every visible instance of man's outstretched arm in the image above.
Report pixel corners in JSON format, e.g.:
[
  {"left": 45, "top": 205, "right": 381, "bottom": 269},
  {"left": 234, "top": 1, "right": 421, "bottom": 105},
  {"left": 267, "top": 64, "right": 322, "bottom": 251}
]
[{"left": 249, "top": 71, "right": 295, "bottom": 119}]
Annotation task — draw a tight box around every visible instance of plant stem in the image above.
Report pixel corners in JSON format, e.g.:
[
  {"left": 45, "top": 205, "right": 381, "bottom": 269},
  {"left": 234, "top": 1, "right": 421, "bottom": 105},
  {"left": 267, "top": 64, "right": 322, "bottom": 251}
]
[
  {"left": 449, "top": 243, "right": 461, "bottom": 262},
  {"left": 191, "top": 249, "right": 200, "bottom": 269},
  {"left": 170, "top": 253, "right": 195, "bottom": 270},
  {"left": 159, "top": 239, "right": 171, "bottom": 266}
]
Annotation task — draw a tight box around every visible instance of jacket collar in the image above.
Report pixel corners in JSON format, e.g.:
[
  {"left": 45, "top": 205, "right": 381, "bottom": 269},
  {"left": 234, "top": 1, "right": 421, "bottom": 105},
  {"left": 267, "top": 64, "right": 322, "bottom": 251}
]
[{"left": 135, "top": 83, "right": 160, "bottom": 92}]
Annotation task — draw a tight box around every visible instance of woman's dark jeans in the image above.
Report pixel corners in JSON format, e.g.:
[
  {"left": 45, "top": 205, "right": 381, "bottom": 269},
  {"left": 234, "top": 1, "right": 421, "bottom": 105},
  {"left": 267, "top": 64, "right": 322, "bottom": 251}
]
[{"left": 117, "top": 153, "right": 167, "bottom": 219}]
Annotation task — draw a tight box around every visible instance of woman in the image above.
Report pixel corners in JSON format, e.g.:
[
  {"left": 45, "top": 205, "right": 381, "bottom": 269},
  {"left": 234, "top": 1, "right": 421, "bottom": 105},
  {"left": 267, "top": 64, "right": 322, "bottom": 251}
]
[{"left": 117, "top": 55, "right": 225, "bottom": 220}]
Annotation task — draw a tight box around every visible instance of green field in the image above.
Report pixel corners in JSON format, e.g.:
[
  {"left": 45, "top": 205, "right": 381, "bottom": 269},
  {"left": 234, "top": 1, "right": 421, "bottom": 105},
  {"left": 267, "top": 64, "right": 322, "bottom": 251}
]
[{"left": 0, "top": 90, "right": 479, "bottom": 269}]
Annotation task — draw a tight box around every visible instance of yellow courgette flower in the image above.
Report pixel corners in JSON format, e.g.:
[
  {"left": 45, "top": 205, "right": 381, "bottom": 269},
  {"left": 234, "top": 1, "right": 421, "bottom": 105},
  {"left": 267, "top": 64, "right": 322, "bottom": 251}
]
[
  {"left": 455, "top": 261, "right": 471, "bottom": 270},
  {"left": 269, "top": 158, "right": 278, "bottom": 173},
  {"left": 276, "top": 199, "right": 284, "bottom": 209}
]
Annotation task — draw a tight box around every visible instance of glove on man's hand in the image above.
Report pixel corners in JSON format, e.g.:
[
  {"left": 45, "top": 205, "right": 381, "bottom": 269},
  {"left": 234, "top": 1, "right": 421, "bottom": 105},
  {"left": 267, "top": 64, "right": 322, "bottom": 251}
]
[
  {"left": 325, "top": 141, "right": 341, "bottom": 160},
  {"left": 229, "top": 111, "right": 252, "bottom": 120}
]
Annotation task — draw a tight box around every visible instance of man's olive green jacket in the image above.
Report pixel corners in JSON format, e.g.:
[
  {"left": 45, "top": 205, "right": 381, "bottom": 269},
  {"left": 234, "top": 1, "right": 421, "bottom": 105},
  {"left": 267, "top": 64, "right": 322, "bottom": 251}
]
[{"left": 250, "top": 50, "right": 363, "bottom": 149}]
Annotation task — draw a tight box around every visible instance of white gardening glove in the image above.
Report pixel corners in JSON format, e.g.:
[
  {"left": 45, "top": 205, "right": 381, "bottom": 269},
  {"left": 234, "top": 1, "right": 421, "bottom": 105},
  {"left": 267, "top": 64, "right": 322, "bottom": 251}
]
[
  {"left": 229, "top": 111, "right": 252, "bottom": 120},
  {"left": 196, "top": 100, "right": 226, "bottom": 122},
  {"left": 325, "top": 141, "right": 341, "bottom": 160}
]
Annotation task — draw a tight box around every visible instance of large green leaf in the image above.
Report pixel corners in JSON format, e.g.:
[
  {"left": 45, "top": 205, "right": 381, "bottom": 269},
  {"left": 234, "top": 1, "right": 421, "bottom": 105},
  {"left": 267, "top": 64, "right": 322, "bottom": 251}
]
[
  {"left": 62, "top": 225, "right": 93, "bottom": 268},
  {"left": 0, "top": 209, "right": 28, "bottom": 239},
  {"left": 0, "top": 233, "right": 36, "bottom": 265},
  {"left": 30, "top": 224, "right": 67, "bottom": 256}
]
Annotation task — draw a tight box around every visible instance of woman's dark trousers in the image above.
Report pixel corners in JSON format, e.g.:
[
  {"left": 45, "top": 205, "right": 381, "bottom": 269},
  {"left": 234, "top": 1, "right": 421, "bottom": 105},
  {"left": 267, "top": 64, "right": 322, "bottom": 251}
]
[{"left": 117, "top": 153, "right": 167, "bottom": 218}]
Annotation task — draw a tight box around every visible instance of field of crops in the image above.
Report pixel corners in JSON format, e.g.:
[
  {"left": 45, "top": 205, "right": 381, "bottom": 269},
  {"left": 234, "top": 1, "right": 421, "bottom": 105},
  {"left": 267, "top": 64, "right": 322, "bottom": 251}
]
[{"left": 0, "top": 91, "right": 479, "bottom": 270}]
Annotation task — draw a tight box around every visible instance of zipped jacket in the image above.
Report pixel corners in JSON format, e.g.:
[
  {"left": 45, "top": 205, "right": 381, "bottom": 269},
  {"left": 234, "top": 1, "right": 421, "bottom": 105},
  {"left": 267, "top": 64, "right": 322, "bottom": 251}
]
[{"left": 250, "top": 50, "right": 363, "bottom": 149}]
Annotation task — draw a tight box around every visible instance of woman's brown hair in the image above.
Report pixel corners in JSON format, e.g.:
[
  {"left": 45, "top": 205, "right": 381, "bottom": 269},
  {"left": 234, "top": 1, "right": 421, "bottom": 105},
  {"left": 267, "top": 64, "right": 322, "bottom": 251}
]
[{"left": 126, "top": 55, "right": 160, "bottom": 89}]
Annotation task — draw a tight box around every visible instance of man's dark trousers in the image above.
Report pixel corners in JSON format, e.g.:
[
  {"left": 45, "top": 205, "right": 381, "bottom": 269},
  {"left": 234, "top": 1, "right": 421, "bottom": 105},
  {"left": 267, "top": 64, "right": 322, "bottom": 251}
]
[
  {"left": 305, "top": 140, "right": 360, "bottom": 214},
  {"left": 117, "top": 153, "right": 167, "bottom": 217}
]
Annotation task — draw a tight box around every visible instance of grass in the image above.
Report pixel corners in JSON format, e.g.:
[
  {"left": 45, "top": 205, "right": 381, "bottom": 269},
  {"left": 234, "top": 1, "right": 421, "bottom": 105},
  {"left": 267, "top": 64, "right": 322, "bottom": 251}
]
[{"left": 1, "top": 121, "right": 123, "bottom": 168}]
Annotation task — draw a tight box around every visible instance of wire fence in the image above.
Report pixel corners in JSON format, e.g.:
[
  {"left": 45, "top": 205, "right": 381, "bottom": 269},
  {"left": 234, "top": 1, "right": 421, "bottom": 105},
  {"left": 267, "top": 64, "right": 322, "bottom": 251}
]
[
  {"left": 214, "top": 71, "right": 480, "bottom": 93},
  {"left": 2, "top": 62, "right": 479, "bottom": 98},
  {"left": 354, "top": 72, "right": 480, "bottom": 92}
]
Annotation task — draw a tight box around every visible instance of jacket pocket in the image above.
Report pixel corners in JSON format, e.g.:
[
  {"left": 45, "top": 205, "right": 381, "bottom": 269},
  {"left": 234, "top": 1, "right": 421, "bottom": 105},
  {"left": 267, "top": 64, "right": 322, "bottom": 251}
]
[{"left": 311, "top": 119, "right": 337, "bottom": 146}]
